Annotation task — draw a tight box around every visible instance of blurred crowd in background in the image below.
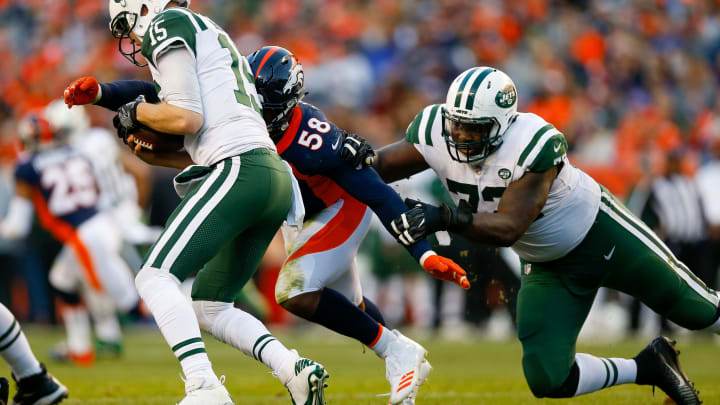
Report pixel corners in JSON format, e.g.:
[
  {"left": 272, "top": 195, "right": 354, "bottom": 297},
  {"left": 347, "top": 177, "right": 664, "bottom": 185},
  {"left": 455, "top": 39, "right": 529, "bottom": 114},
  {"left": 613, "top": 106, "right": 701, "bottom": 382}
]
[{"left": 1, "top": 0, "right": 720, "bottom": 342}]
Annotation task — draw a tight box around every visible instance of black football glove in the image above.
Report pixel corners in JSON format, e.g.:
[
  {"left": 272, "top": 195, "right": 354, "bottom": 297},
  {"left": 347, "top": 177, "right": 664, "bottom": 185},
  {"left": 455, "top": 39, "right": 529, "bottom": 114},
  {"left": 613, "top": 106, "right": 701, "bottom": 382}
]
[
  {"left": 113, "top": 95, "right": 145, "bottom": 143},
  {"left": 340, "top": 132, "right": 375, "bottom": 168},
  {"left": 390, "top": 198, "right": 474, "bottom": 246}
]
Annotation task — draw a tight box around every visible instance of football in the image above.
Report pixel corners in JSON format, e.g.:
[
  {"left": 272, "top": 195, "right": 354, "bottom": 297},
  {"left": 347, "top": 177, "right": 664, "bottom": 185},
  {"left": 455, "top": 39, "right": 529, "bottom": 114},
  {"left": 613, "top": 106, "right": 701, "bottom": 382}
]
[{"left": 130, "top": 125, "right": 185, "bottom": 153}]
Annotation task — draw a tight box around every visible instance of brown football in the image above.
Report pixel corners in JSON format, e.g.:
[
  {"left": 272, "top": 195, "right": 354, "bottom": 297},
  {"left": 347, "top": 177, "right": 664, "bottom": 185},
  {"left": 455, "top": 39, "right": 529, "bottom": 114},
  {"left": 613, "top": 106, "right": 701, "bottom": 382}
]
[{"left": 130, "top": 126, "right": 185, "bottom": 153}]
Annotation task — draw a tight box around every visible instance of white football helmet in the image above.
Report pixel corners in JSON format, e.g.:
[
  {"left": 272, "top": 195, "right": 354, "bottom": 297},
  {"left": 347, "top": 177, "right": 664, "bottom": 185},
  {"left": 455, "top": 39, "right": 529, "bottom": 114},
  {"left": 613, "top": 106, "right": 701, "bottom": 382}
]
[
  {"left": 44, "top": 99, "right": 89, "bottom": 141},
  {"left": 108, "top": 0, "right": 188, "bottom": 66},
  {"left": 442, "top": 67, "right": 518, "bottom": 163}
]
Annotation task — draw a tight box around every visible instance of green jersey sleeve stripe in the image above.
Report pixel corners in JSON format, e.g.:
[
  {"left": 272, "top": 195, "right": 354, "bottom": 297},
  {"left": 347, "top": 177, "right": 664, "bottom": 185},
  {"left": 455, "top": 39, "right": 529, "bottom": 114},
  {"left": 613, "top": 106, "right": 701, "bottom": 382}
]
[
  {"left": 453, "top": 67, "right": 479, "bottom": 108},
  {"left": 422, "top": 105, "right": 439, "bottom": 146},
  {"left": 405, "top": 111, "right": 423, "bottom": 144},
  {"left": 464, "top": 67, "right": 494, "bottom": 110},
  {"left": 517, "top": 123, "right": 555, "bottom": 166},
  {"left": 527, "top": 133, "right": 567, "bottom": 172}
]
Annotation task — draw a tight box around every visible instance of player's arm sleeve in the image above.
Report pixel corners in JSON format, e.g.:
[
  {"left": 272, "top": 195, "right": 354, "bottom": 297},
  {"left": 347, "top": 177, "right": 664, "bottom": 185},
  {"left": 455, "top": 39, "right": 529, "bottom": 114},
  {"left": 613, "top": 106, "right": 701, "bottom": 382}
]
[
  {"left": 141, "top": 9, "right": 200, "bottom": 68},
  {"left": 154, "top": 48, "right": 203, "bottom": 115},
  {"left": 97, "top": 81, "right": 160, "bottom": 111},
  {"left": 0, "top": 196, "right": 34, "bottom": 239},
  {"left": 329, "top": 164, "right": 432, "bottom": 262},
  {"left": 516, "top": 123, "right": 568, "bottom": 173}
]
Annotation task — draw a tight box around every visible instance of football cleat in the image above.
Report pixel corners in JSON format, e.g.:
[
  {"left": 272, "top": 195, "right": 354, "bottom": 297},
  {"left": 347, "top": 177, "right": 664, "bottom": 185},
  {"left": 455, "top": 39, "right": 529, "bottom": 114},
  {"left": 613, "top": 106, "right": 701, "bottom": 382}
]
[
  {"left": 1, "top": 377, "right": 9, "bottom": 405},
  {"left": 10, "top": 364, "right": 68, "bottom": 405},
  {"left": 177, "top": 376, "right": 233, "bottom": 405},
  {"left": 385, "top": 331, "right": 431, "bottom": 405},
  {"left": 634, "top": 336, "right": 702, "bottom": 405},
  {"left": 48, "top": 343, "right": 94, "bottom": 367},
  {"left": 276, "top": 350, "right": 329, "bottom": 405}
]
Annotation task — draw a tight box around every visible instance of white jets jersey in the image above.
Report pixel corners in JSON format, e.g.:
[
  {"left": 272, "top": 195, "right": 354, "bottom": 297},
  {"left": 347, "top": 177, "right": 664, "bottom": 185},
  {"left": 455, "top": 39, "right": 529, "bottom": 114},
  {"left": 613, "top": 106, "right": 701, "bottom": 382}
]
[
  {"left": 141, "top": 8, "right": 275, "bottom": 166},
  {"left": 72, "top": 128, "right": 137, "bottom": 211},
  {"left": 407, "top": 105, "right": 601, "bottom": 262}
]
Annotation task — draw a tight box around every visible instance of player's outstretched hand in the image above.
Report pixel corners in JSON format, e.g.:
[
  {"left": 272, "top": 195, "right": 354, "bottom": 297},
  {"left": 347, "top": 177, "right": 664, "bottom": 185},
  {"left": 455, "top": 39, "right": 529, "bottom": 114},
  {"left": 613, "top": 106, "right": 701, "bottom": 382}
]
[
  {"left": 341, "top": 132, "right": 375, "bottom": 168},
  {"left": 421, "top": 254, "right": 470, "bottom": 289},
  {"left": 391, "top": 198, "right": 474, "bottom": 245},
  {"left": 64, "top": 77, "right": 100, "bottom": 108}
]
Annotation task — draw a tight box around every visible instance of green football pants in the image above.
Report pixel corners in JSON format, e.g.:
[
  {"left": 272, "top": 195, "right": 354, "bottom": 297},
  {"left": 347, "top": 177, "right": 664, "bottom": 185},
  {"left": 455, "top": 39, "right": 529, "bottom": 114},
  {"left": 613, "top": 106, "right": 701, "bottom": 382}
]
[
  {"left": 517, "top": 189, "right": 720, "bottom": 397},
  {"left": 142, "top": 149, "right": 292, "bottom": 303}
]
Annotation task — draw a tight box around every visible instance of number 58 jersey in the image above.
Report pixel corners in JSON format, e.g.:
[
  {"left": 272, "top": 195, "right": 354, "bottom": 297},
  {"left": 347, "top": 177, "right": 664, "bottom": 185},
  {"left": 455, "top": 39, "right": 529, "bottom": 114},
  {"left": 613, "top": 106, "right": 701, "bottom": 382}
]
[
  {"left": 407, "top": 106, "right": 601, "bottom": 263},
  {"left": 15, "top": 146, "right": 98, "bottom": 230}
]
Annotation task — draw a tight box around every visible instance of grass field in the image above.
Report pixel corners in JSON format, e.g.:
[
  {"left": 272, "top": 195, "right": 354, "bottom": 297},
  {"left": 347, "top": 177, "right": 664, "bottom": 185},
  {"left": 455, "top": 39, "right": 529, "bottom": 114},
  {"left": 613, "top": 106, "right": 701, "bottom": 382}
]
[{"left": 1, "top": 325, "right": 718, "bottom": 404}]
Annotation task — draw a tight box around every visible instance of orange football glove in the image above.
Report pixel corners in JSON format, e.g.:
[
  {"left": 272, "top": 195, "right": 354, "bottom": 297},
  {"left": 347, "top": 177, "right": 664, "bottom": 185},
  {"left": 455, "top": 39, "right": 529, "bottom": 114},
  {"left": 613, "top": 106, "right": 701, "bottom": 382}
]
[
  {"left": 64, "top": 77, "right": 100, "bottom": 108},
  {"left": 421, "top": 254, "right": 470, "bottom": 289}
]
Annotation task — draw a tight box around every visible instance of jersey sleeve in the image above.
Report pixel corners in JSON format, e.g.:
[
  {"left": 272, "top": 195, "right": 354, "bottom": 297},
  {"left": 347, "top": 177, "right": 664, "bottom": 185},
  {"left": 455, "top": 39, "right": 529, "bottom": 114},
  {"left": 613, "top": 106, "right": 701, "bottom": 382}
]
[
  {"left": 516, "top": 123, "right": 568, "bottom": 173},
  {"left": 97, "top": 80, "right": 160, "bottom": 111},
  {"left": 329, "top": 164, "right": 432, "bottom": 262},
  {"left": 141, "top": 9, "right": 205, "bottom": 68},
  {"left": 405, "top": 104, "right": 441, "bottom": 147}
]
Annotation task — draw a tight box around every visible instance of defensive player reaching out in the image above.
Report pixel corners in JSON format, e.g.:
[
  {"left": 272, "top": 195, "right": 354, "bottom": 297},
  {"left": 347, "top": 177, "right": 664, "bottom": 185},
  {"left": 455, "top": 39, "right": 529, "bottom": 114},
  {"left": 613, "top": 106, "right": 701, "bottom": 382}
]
[
  {"left": 98, "top": 1, "right": 328, "bottom": 404},
  {"left": 342, "top": 67, "right": 720, "bottom": 405},
  {"left": 64, "top": 45, "right": 470, "bottom": 405}
]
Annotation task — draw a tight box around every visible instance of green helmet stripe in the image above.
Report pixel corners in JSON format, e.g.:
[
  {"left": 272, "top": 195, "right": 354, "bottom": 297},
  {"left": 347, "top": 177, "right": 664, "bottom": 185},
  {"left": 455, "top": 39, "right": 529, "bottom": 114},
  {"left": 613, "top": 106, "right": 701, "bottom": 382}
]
[
  {"left": 464, "top": 68, "right": 494, "bottom": 110},
  {"left": 453, "top": 67, "right": 480, "bottom": 108}
]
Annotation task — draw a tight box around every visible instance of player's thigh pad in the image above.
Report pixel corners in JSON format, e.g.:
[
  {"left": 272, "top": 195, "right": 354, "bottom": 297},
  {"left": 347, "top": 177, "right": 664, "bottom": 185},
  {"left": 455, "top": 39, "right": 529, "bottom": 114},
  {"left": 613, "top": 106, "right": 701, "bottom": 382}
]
[
  {"left": 594, "top": 191, "right": 720, "bottom": 329},
  {"left": 189, "top": 151, "right": 293, "bottom": 302},
  {"left": 275, "top": 199, "right": 371, "bottom": 305},
  {"left": 143, "top": 152, "right": 291, "bottom": 284},
  {"left": 517, "top": 267, "right": 596, "bottom": 398}
]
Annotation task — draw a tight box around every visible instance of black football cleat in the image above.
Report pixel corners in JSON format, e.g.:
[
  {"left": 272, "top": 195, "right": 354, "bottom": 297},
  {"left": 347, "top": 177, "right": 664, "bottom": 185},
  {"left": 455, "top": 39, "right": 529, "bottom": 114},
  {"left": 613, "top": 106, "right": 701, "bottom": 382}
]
[
  {"left": 634, "top": 337, "right": 701, "bottom": 405},
  {"left": 0, "top": 377, "right": 9, "bottom": 405},
  {"left": 11, "top": 364, "right": 68, "bottom": 405}
]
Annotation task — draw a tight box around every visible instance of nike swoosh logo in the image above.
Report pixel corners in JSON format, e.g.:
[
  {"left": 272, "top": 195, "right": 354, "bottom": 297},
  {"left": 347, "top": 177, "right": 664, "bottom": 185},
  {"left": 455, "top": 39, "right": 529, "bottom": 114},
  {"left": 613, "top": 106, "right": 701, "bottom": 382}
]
[
  {"left": 554, "top": 143, "right": 562, "bottom": 152},
  {"left": 331, "top": 137, "right": 341, "bottom": 150},
  {"left": 603, "top": 246, "right": 615, "bottom": 261}
]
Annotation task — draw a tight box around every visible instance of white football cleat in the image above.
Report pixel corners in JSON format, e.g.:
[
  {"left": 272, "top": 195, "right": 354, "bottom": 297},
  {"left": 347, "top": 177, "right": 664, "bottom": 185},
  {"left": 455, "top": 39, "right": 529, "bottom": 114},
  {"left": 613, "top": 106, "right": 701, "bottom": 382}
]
[
  {"left": 177, "top": 376, "right": 233, "bottom": 405},
  {"left": 385, "top": 331, "right": 431, "bottom": 405},
  {"left": 276, "top": 350, "right": 329, "bottom": 405}
]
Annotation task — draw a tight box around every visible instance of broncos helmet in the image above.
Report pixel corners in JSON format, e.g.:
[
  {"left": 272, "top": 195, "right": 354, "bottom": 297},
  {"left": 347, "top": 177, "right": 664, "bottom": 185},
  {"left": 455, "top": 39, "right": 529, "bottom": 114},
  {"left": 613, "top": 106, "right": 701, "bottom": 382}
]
[
  {"left": 18, "top": 113, "right": 55, "bottom": 152},
  {"left": 247, "top": 46, "right": 305, "bottom": 140},
  {"left": 442, "top": 67, "right": 518, "bottom": 163}
]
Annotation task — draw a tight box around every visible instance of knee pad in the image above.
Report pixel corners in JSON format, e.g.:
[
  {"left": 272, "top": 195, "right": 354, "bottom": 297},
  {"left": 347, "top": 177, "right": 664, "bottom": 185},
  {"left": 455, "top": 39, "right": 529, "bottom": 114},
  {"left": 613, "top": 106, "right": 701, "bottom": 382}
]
[
  {"left": 135, "top": 267, "right": 180, "bottom": 300},
  {"left": 192, "top": 300, "right": 232, "bottom": 332}
]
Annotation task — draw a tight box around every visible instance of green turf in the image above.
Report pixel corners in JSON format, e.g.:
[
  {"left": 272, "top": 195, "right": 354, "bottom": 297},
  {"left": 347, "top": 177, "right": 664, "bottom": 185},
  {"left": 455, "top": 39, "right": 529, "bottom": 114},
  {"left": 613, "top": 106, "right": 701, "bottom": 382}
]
[{"left": 1, "top": 325, "right": 718, "bottom": 404}]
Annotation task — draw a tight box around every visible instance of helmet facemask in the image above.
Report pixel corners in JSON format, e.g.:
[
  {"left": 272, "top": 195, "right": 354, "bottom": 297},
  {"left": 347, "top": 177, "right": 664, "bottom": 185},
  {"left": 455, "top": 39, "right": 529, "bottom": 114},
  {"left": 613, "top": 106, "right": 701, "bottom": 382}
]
[
  {"left": 441, "top": 106, "right": 502, "bottom": 163},
  {"left": 110, "top": 10, "right": 147, "bottom": 67}
]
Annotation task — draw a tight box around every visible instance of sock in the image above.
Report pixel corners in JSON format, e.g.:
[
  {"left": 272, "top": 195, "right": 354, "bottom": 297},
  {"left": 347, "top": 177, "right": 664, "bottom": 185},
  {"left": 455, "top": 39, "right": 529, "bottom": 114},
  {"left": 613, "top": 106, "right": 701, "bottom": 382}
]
[
  {"left": 368, "top": 324, "right": 395, "bottom": 357},
  {"left": 363, "top": 296, "right": 386, "bottom": 326},
  {"left": 136, "top": 268, "right": 218, "bottom": 386},
  {"left": 574, "top": 353, "right": 637, "bottom": 396},
  {"left": 61, "top": 306, "right": 92, "bottom": 355},
  {"left": 193, "top": 300, "right": 293, "bottom": 374},
  {"left": 310, "top": 288, "right": 382, "bottom": 346},
  {"left": 85, "top": 290, "right": 122, "bottom": 343},
  {"left": 0, "top": 304, "right": 42, "bottom": 379}
]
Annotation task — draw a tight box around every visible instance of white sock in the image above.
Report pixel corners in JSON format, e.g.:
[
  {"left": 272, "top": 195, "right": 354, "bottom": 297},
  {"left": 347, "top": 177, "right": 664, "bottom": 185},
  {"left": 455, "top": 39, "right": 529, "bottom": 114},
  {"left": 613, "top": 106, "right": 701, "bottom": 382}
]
[
  {"left": 86, "top": 291, "right": 122, "bottom": 343},
  {"left": 136, "top": 268, "right": 218, "bottom": 386},
  {"left": 197, "top": 301, "right": 292, "bottom": 373},
  {"left": 0, "top": 304, "right": 42, "bottom": 378},
  {"left": 574, "top": 353, "right": 637, "bottom": 396},
  {"left": 368, "top": 324, "right": 395, "bottom": 357},
  {"left": 61, "top": 306, "right": 92, "bottom": 354}
]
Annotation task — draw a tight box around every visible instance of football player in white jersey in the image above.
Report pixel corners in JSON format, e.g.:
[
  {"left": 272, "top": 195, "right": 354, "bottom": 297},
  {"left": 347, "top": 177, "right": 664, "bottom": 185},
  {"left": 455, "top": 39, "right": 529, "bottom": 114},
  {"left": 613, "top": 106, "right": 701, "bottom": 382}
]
[
  {"left": 104, "top": 1, "right": 326, "bottom": 404},
  {"left": 342, "top": 67, "right": 720, "bottom": 405}
]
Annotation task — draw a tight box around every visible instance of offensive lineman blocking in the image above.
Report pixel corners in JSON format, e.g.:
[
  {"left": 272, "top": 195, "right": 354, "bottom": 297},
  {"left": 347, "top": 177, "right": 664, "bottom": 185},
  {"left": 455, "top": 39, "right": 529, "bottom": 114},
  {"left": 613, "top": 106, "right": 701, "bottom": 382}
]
[
  {"left": 104, "top": 1, "right": 326, "bottom": 404},
  {"left": 344, "top": 66, "right": 720, "bottom": 405}
]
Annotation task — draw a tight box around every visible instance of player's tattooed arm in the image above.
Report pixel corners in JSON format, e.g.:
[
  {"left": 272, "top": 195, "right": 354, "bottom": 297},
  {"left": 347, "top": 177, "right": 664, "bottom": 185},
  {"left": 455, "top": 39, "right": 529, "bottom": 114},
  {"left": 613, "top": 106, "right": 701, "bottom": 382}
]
[{"left": 392, "top": 166, "right": 558, "bottom": 246}]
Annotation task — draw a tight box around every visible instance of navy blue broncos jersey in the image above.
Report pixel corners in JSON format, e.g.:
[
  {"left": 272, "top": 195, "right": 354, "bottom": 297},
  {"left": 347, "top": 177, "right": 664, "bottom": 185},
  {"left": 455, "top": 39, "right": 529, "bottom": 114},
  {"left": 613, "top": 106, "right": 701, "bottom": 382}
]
[{"left": 276, "top": 102, "right": 430, "bottom": 261}]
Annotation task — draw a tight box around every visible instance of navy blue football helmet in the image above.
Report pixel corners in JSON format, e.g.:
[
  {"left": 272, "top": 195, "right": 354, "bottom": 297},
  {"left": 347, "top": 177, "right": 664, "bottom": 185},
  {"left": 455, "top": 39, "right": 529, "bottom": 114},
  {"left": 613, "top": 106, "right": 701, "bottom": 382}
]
[{"left": 247, "top": 46, "right": 306, "bottom": 139}]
